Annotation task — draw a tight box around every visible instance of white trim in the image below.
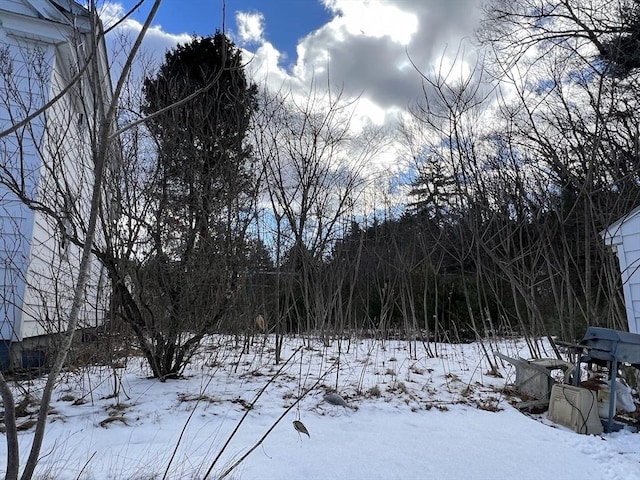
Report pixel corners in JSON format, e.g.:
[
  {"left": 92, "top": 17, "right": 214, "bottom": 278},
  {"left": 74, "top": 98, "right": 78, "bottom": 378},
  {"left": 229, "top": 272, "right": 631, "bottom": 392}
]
[{"left": 1, "top": 10, "right": 69, "bottom": 43}]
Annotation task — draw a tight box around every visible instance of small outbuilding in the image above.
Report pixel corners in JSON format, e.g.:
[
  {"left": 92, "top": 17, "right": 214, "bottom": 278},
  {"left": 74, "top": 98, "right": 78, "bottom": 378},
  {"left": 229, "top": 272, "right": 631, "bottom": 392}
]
[{"left": 601, "top": 205, "right": 640, "bottom": 334}]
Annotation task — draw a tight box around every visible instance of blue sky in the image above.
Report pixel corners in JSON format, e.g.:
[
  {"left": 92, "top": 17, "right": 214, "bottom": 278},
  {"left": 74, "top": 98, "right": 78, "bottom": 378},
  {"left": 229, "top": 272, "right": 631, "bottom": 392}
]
[{"left": 117, "top": 0, "right": 332, "bottom": 66}]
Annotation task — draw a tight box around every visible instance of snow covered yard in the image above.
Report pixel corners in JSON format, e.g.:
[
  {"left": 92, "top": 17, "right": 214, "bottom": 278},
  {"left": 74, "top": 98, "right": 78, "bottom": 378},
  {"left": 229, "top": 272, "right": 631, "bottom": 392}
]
[{"left": 1, "top": 335, "right": 639, "bottom": 479}]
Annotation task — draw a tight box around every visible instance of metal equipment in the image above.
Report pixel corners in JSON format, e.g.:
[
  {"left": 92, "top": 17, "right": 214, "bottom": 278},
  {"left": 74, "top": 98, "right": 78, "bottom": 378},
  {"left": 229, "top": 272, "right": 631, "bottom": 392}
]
[
  {"left": 494, "top": 351, "right": 573, "bottom": 406},
  {"left": 573, "top": 327, "right": 640, "bottom": 432}
]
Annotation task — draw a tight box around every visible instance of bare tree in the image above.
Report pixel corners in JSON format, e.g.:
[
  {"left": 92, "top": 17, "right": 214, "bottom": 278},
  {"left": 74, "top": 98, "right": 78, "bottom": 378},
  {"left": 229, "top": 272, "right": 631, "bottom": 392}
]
[
  {"left": 477, "top": 0, "right": 640, "bottom": 339},
  {"left": 251, "top": 81, "right": 384, "bottom": 347}
]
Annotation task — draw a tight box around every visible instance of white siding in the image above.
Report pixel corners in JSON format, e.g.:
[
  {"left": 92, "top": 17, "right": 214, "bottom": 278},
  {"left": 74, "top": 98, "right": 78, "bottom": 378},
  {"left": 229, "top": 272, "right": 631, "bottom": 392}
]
[
  {"left": 0, "top": 0, "right": 111, "bottom": 344},
  {"left": 0, "top": 198, "right": 32, "bottom": 340},
  {"left": 603, "top": 209, "right": 640, "bottom": 333},
  {"left": 0, "top": 31, "right": 51, "bottom": 340}
]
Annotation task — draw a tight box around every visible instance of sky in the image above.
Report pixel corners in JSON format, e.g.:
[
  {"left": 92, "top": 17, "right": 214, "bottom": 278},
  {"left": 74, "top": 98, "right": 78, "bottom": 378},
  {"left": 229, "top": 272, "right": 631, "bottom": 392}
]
[
  {"left": 2, "top": 335, "right": 639, "bottom": 479},
  {"left": 103, "top": 0, "right": 485, "bottom": 133},
  {"left": 118, "top": 0, "right": 334, "bottom": 63},
  {"left": 98, "top": 0, "right": 489, "bottom": 212}
]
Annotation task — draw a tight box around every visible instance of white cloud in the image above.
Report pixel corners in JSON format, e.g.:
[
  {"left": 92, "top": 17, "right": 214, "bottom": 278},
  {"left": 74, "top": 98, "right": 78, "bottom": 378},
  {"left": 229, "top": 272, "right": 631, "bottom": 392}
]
[
  {"left": 236, "top": 11, "right": 265, "bottom": 44},
  {"left": 102, "top": 2, "right": 191, "bottom": 76},
  {"left": 275, "top": 0, "right": 484, "bottom": 118},
  {"left": 99, "top": 2, "right": 126, "bottom": 27},
  {"left": 244, "top": 42, "right": 291, "bottom": 90},
  {"left": 323, "top": 0, "right": 418, "bottom": 45}
]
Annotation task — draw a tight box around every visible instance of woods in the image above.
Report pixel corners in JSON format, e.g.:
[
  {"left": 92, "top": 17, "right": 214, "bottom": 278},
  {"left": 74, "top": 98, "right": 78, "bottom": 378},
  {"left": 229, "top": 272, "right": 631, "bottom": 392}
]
[{"left": 236, "top": 0, "right": 640, "bottom": 346}]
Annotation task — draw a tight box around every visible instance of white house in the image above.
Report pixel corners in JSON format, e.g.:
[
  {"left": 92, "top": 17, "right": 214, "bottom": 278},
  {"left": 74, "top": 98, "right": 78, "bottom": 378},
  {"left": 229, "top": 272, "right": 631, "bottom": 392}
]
[
  {"left": 0, "top": 0, "right": 112, "bottom": 368},
  {"left": 601, "top": 205, "right": 640, "bottom": 335}
]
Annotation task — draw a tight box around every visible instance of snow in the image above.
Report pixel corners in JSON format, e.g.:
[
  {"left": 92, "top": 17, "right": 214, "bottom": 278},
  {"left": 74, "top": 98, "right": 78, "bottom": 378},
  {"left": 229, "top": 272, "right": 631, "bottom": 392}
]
[{"left": 1, "top": 335, "right": 639, "bottom": 479}]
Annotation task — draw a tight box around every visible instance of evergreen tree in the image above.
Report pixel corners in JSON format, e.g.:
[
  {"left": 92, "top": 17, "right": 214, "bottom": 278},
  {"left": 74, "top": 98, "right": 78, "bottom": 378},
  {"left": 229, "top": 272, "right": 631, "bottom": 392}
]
[{"left": 122, "top": 32, "right": 258, "bottom": 378}]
